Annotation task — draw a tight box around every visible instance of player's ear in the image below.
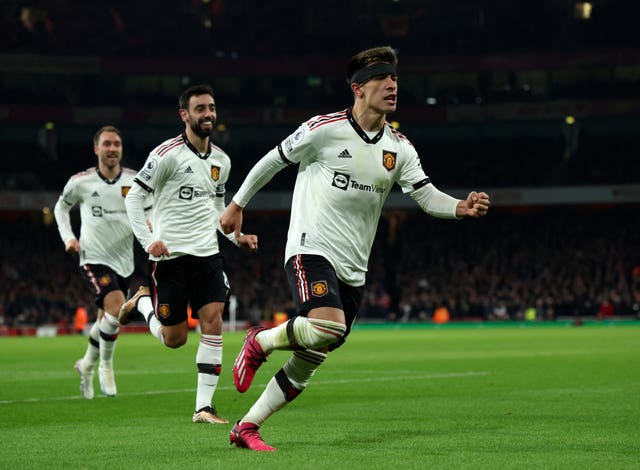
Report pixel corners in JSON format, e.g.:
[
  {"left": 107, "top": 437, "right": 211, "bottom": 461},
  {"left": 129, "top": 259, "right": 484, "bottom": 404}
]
[{"left": 351, "top": 82, "right": 362, "bottom": 98}]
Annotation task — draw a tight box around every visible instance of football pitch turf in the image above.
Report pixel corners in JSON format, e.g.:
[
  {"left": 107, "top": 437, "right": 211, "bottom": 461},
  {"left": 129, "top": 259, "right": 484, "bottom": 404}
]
[{"left": 1, "top": 323, "right": 638, "bottom": 469}]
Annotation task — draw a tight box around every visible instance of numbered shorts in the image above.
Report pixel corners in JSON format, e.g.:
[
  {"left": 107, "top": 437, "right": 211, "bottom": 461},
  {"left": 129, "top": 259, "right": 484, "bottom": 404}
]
[
  {"left": 285, "top": 254, "right": 364, "bottom": 350},
  {"left": 148, "top": 254, "right": 229, "bottom": 326},
  {"left": 80, "top": 264, "right": 130, "bottom": 310}
]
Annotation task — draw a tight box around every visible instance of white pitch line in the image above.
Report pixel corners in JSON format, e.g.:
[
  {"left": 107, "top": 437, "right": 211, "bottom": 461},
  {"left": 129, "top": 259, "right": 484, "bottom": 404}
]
[{"left": 0, "top": 371, "right": 489, "bottom": 405}]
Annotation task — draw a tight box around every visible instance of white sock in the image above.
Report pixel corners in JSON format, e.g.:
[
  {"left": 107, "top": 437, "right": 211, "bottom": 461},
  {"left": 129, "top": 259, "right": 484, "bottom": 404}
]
[
  {"left": 283, "top": 349, "right": 326, "bottom": 389},
  {"left": 257, "top": 317, "right": 346, "bottom": 353},
  {"left": 255, "top": 321, "right": 288, "bottom": 353},
  {"left": 136, "top": 297, "right": 164, "bottom": 344},
  {"left": 242, "top": 349, "right": 326, "bottom": 426},
  {"left": 82, "top": 321, "right": 100, "bottom": 368},
  {"left": 98, "top": 312, "right": 120, "bottom": 365},
  {"left": 138, "top": 296, "right": 153, "bottom": 316},
  {"left": 145, "top": 312, "right": 165, "bottom": 345},
  {"left": 195, "top": 334, "right": 223, "bottom": 411},
  {"left": 242, "top": 377, "right": 289, "bottom": 426}
]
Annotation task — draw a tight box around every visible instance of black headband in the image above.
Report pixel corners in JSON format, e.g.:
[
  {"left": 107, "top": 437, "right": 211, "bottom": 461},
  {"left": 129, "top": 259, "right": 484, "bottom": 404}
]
[{"left": 349, "top": 63, "right": 397, "bottom": 85}]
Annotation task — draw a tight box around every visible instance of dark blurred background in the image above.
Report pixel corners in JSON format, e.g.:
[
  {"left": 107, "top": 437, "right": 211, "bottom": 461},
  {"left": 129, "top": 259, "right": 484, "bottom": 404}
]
[{"left": 1, "top": 0, "right": 639, "bottom": 330}]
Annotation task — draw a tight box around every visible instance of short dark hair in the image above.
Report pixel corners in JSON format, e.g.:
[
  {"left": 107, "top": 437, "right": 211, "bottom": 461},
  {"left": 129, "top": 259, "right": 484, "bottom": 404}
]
[
  {"left": 93, "top": 125, "right": 121, "bottom": 146},
  {"left": 346, "top": 46, "right": 398, "bottom": 85},
  {"left": 179, "top": 84, "right": 215, "bottom": 110}
]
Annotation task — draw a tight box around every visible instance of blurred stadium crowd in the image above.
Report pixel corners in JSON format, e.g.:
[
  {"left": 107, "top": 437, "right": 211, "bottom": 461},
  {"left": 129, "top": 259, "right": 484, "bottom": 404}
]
[
  {"left": 2, "top": 206, "right": 639, "bottom": 329},
  {"left": 1, "top": 1, "right": 639, "bottom": 328}
]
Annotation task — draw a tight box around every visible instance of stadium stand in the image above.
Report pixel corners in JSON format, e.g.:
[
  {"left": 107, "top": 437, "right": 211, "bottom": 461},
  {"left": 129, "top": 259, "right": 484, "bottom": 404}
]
[
  {"left": 1, "top": 0, "right": 639, "bottom": 331},
  {"left": 2, "top": 205, "right": 639, "bottom": 331}
]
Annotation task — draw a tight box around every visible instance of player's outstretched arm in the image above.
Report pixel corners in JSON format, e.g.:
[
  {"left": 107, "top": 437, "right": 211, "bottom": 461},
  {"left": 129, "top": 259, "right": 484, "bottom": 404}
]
[{"left": 456, "top": 191, "right": 490, "bottom": 218}]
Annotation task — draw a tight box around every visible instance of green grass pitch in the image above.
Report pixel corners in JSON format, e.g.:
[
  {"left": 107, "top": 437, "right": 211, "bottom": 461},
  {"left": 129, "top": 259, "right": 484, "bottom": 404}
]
[{"left": 1, "top": 323, "right": 639, "bottom": 469}]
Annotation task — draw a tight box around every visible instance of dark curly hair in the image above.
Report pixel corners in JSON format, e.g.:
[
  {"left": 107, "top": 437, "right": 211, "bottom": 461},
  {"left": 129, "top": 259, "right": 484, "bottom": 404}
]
[
  {"left": 346, "top": 46, "right": 398, "bottom": 84},
  {"left": 179, "top": 84, "right": 214, "bottom": 110}
]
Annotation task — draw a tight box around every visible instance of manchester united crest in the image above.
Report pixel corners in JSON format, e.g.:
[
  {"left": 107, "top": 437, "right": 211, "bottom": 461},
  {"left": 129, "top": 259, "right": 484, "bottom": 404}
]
[
  {"left": 100, "top": 275, "right": 111, "bottom": 286},
  {"left": 211, "top": 165, "right": 220, "bottom": 181},
  {"left": 382, "top": 150, "right": 396, "bottom": 171},
  {"left": 121, "top": 186, "right": 131, "bottom": 197},
  {"left": 311, "top": 281, "right": 328, "bottom": 297},
  {"left": 158, "top": 304, "right": 170, "bottom": 318}
]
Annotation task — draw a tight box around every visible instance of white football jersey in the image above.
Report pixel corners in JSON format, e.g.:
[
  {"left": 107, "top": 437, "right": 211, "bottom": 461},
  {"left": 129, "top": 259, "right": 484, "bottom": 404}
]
[
  {"left": 127, "top": 134, "right": 230, "bottom": 261},
  {"left": 54, "top": 167, "right": 137, "bottom": 277},
  {"left": 235, "top": 108, "right": 434, "bottom": 286}
]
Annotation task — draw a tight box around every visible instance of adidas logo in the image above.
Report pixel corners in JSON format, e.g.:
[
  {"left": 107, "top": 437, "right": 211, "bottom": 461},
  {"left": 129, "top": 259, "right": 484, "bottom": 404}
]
[
  {"left": 91, "top": 191, "right": 99, "bottom": 197},
  {"left": 338, "top": 149, "right": 352, "bottom": 158},
  {"left": 185, "top": 166, "right": 194, "bottom": 174}
]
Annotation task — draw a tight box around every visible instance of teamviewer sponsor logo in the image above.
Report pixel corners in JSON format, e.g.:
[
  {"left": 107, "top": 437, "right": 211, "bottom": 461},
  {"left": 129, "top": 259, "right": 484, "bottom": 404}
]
[
  {"left": 92, "top": 206, "right": 103, "bottom": 217},
  {"left": 179, "top": 186, "right": 213, "bottom": 200},
  {"left": 179, "top": 186, "right": 194, "bottom": 200},
  {"left": 349, "top": 180, "right": 385, "bottom": 194},
  {"left": 332, "top": 172, "right": 350, "bottom": 191}
]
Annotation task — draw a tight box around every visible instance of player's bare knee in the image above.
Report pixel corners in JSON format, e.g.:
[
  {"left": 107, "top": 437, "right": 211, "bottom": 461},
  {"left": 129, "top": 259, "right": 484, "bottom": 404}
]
[{"left": 164, "top": 334, "right": 187, "bottom": 348}]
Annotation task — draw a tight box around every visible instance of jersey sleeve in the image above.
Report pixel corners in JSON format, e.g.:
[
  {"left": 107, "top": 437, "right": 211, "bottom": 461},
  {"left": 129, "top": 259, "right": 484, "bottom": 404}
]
[
  {"left": 127, "top": 152, "right": 171, "bottom": 249},
  {"left": 395, "top": 142, "right": 431, "bottom": 193},
  {"left": 134, "top": 152, "right": 168, "bottom": 193},
  {"left": 213, "top": 154, "right": 239, "bottom": 245},
  {"left": 126, "top": 183, "right": 154, "bottom": 250},
  {"left": 216, "top": 154, "right": 230, "bottom": 198},
  {"left": 214, "top": 189, "right": 240, "bottom": 246},
  {"left": 394, "top": 140, "right": 459, "bottom": 218},
  {"left": 53, "top": 177, "right": 79, "bottom": 244},
  {"left": 278, "top": 122, "right": 317, "bottom": 164},
  {"left": 232, "top": 121, "right": 318, "bottom": 208}
]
